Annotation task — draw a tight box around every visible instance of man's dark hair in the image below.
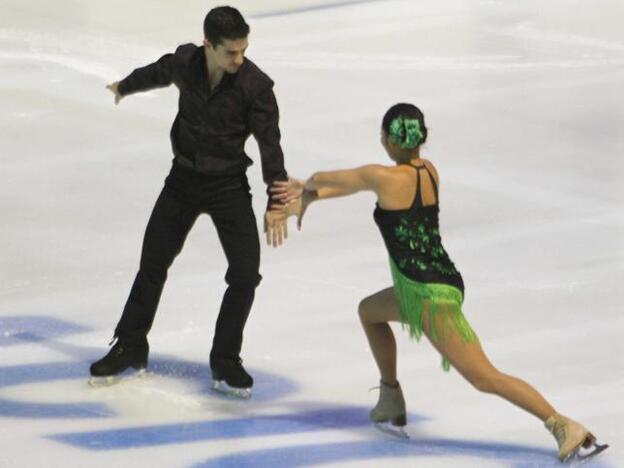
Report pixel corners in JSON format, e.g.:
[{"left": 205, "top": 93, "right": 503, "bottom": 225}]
[{"left": 203, "top": 6, "right": 250, "bottom": 46}]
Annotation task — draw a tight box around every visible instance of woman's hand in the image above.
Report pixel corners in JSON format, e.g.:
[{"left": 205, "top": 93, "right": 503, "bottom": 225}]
[
  {"left": 270, "top": 177, "right": 305, "bottom": 204},
  {"left": 295, "top": 189, "right": 317, "bottom": 229},
  {"left": 270, "top": 188, "right": 317, "bottom": 231}
]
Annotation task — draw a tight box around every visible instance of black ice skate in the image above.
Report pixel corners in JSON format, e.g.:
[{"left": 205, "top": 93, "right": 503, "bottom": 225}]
[
  {"left": 210, "top": 356, "right": 253, "bottom": 399},
  {"left": 88, "top": 339, "right": 149, "bottom": 386}
]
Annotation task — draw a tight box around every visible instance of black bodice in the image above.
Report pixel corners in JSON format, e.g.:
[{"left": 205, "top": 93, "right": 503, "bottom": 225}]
[{"left": 374, "top": 164, "right": 464, "bottom": 293}]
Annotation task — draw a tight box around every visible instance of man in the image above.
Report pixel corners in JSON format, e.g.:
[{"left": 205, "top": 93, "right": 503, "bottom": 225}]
[{"left": 90, "top": 6, "right": 288, "bottom": 398}]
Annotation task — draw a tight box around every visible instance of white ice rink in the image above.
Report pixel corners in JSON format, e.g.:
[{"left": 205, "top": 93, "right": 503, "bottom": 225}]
[{"left": 1, "top": 0, "right": 623, "bottom": 466}]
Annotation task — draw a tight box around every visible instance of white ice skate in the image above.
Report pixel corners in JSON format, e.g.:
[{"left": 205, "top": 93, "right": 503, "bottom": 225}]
[
  {"left": 545, "top": 413, "right": 608, "bottom": 464},
  {"left": 88, "top": 368, "right": 149, "bottom": 387},
  {"left": 370, "top": 381, "right": 410, "bottom": 439},
  {"left": 211, "top": 379, "right": 251, "bottom": 399}
]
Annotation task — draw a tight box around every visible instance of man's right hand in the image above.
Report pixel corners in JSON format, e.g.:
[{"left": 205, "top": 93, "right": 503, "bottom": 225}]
[{"left": 106, "top": 82, "right": 123, "bottom": 105}]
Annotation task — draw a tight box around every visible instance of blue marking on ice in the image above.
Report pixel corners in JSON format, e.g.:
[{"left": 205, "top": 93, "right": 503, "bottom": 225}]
[
  {"left": 193, "top": 439, "right": 612, "bottom": 468},
  {"left": 49, "top": 406, "right": 424, "bottom": 450},
  {"left": 0, "top": 317, "right": 115, "bottom": 418},
  {"left": 0, "top": 315, "right": 89, "bottom": 347},
  {"left": 0, "top": 315, "right": 297, "bottom": 419}
]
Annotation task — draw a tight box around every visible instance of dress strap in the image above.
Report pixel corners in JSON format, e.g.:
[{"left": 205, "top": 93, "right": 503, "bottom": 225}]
[{"left": 406, "top": 163, "right": 437, "bottom": 207}]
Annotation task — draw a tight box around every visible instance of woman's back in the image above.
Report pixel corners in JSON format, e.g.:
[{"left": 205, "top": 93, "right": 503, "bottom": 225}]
[
  {"left": 373, "top": 159, "right": 464, "bottom": 293},
  {"left": 376, "top": 159, "right": 439, "bottom": 211}
]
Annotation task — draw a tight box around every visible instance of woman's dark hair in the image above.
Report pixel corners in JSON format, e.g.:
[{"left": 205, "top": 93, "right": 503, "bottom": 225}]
[
  {"left": 382, "top": 103, "right": 428, "bottom": 149},
  {"left": 203, "top": 6, "right": 250, "bottom": 46}
]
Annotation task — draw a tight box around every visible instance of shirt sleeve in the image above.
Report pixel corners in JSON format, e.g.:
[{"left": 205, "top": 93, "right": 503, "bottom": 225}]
[
  {"left": 248, "top": 84, "right": 288, "bottom": 206},
  {"left": 117, "top": 53, "right": 175, "bottom": 96}
]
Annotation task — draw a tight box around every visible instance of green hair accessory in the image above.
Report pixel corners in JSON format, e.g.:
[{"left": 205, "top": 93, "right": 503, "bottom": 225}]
[{"left": 389, "top": 116, "right": 424, "bottom": 149}]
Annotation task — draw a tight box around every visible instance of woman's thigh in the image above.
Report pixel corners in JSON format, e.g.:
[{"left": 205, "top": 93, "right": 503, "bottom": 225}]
[{"left": 422, "top": 305, "right": 497, "bottom": 380}]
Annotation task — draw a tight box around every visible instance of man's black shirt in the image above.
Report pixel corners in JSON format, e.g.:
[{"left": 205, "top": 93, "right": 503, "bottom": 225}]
[{"left": 118, "top": 43, "right": 287, "bottom": 198}]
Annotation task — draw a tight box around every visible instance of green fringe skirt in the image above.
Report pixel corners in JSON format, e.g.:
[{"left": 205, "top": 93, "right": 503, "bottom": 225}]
[{"left": 389, "top": 258, "right": 478, "bottom": 371}]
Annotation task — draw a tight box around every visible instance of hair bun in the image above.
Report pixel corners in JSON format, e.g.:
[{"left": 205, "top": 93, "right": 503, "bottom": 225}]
[{"left": 389, "top": 116, "right": 424, "bottom": 149}]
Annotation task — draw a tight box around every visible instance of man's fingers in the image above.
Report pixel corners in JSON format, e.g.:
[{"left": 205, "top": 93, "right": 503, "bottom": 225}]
[{"left": 264, "top": 219, "right": 271, "bottom": 244}]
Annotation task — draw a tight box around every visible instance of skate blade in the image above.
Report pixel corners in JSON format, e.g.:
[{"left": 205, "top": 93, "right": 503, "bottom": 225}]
[
  {"left": 374, "top": 422, "right": 410, "bottom": 439},
  {"left": 211, "top": 380, "right": 251, "bottom": 399},
  {"left": 566, "top": 442, "right": 609, "bottom": 465},
  {"left": 88, "top": 368, "right": 148, "bottom": 387}
]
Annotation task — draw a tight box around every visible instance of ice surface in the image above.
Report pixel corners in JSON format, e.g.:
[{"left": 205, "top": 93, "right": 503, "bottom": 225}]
[{"left": 1, "top": 0, "right": 622, "bottom": 466}]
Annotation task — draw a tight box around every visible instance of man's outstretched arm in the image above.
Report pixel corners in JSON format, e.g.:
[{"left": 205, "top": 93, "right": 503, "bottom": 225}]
[{"left": 107, "top": 53, "right": 175, "bottom": 104}]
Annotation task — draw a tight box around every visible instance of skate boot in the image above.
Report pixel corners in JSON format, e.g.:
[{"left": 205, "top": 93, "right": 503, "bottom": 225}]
[
  {"left": 370, "top": 381, "right": 408, "bottom": 438},
  {"left": 89, "top": 338, "right": 149, "bottom": 386},
  {"left": 545, "top": 413, "right": 608, "bottom": 462},
  {"left": 210, "top": 355, "right": 253, "bottom": 399}
]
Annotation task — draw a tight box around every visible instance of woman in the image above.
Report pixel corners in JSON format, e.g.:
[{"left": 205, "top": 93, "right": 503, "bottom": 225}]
[{"left": 271, "top": 103, "right": 606, "bottom": 462}]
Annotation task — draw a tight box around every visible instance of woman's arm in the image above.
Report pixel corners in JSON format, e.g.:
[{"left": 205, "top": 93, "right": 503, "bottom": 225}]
[
  {"left": 305, "top": 165, "right": 386, "bottom": 197},
  {"left": 271, "top": 165, "right": 389, "bottom": 229},
  {"left": 271, "top": 164, "right": 387, "bottom": 204}
]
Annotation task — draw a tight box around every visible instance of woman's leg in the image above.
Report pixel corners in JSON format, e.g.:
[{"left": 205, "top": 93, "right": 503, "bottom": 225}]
[
  {"left": 358, "top": 287, "right": 402, "bottom": 385},
  {"left": 421, "top": 303, "right": 556, "bottom": 421}
]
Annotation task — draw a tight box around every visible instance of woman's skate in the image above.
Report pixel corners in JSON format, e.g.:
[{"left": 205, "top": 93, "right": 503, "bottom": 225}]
[
  {"left": 545, "top": 413, "right": 608, "bottom": 464},
  {"left": 370, "top": 381, "right": 409, "bottom": 438}
]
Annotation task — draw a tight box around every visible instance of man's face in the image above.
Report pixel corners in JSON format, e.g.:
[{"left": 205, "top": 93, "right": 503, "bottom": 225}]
[{"left": 204, "top": 37, "right": 248, "bottom": 73}]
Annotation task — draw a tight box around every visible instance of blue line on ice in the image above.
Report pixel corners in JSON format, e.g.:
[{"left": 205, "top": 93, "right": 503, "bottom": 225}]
[{"left": 193, "top": 439, "right": 611, "bottom": 468}]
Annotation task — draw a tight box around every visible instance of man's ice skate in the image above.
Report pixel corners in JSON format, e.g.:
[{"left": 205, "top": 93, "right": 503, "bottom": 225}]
[
  {"left": 545, "top": 413, "right": 609, "bottom": 463},
  {"left": 210, "top": 356, "right": 253, "bottom": 399},
  {"left": 88, "top": 339, "right": 149, "bottom": 387},
  {"left": 370, "top": 381, "right": 409, "bottom": 439}
]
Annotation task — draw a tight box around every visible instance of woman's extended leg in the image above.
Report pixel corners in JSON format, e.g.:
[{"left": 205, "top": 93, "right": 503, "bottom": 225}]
[
  {"left": 421, "top": 303, "right": 555, "bottom": 421},
  {"left": 358, "top": 287, "right": 403, "bottom": 385}
]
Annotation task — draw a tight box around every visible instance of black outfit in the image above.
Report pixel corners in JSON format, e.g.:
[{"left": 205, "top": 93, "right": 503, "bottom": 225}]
[
  {"left": 118, "top": 44, "right": 286, "bottom": 182},
  {"left": 373, "top": 163, "right": 464, "bottom": 293},
  {"left": 112, "top": 44, "right": 286, "bottom": 362}
]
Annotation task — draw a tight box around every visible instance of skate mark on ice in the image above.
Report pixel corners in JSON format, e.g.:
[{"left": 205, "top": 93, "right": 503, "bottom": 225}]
[
  {"left": 249, "top": 0, "right": 388, "bottom": 19},
  {"left": 0, "top": 358, "right": 295, "bottom": 419},
  {"left": 0, "top": 316, "right": 296, "bottom": 420},
  {"left": 49, "top": 406, "right": 423, "bottom": 450},
  {"left": 192, "top": 439, "right": 613, "bottom": 468}
]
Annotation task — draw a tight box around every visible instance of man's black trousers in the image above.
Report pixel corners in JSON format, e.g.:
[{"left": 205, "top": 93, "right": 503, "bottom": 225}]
[{"left": 114, "top": 164, "right": 262, "bottom": 360}]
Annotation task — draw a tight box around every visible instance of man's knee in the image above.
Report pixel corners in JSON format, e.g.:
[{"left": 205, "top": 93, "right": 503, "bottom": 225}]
[
  {"left": 225, "top": 270, "right": 262, "bottom": 289},
  {"left": 139, "top": 256, "right": 174, "bottom": 283}
]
